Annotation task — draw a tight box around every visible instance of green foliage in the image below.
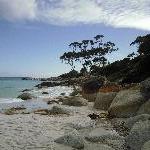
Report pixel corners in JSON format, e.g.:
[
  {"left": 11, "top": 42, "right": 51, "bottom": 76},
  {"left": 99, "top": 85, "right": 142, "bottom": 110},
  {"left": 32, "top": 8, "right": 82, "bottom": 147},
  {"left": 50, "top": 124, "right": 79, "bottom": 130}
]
[
  {"left": 130, "top": 34, "right": 150, "bottom": 55},
  {"left": 60, "top": 35, "right": 118, "bottom": 71},
  {"left": 59, "top": 70, "right": 80, "bottom": 79}
]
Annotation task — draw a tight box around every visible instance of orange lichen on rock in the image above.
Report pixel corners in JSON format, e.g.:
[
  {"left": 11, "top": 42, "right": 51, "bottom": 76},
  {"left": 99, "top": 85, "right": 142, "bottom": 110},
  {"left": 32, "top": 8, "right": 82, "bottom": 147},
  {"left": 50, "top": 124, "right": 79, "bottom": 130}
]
[{"left": 99, "top": 84, "right": 122, "bottom": 93}]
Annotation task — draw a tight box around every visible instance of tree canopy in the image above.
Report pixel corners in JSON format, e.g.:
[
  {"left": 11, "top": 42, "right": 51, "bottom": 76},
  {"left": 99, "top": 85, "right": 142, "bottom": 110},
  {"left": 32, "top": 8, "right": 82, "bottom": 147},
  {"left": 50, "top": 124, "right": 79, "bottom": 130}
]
[
  {"left": 130, "top": 34, "right": 150, "bottom": 55},
  {"left": 60, "top": 35, "right": 118, "bottom": 72}
]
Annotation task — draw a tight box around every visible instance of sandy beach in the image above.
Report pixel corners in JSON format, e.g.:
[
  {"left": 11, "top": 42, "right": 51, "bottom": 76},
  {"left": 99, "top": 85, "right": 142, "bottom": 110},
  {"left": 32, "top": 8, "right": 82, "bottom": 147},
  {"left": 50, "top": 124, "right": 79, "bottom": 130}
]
[{"left": 0, "top": 100, "right": 120, "bottom": 150}]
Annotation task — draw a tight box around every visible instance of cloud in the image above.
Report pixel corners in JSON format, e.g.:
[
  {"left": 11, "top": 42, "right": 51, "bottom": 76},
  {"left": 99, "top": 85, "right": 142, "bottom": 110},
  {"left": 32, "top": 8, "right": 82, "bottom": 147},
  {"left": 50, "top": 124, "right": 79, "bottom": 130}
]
[
  {"left": 0, "top": 0, "right": 37, "bottom": 21},
  {"left": 0, "top": 0, "right": 150, "bottom": 30}
]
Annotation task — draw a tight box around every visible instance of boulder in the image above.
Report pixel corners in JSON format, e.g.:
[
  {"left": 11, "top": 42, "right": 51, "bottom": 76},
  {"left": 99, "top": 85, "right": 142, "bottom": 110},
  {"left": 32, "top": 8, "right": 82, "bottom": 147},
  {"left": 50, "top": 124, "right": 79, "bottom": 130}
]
[
  {"left": 49, "top": 106, "right": 70, "bottom": 115},
  {"left": 17, "top": 93, "right": 35, "bottom": 100},
  {"left": 137, "top": 100, "right": 150, "bottom": 115},
  {"left": 124, "top": 114, "right": 150, "bottom": 130},
  {"left": 125, "top": 120, "right": 150, "bottom": 150},
  {"left": 82, "top": 93, "right": 97, "bottom": 102},
  {"left": 94, "top": 92, "right": 117, "bottom": 110},
  {"left": 62, "top": 96, "right": 88, "bottom": 106},
  {"left": 141, "top": 140, "right": 150, "bottom": 150},
  {"left": 85, "top": 127, "right": 121, "bottom": 143},
  {"left": 54, "top": 130, "right": 84, "bottom": 149},
  {"left": 82, "top": 79, "right": 103, "bottom": 94},
  {"left": 140, "top": 77, "right": 150, "bottom": 99},
  {"left": 108, "top": 90, "right": 145, "bottom": 118},
  {"left": 85, "top": 143, "right": 115, "bottom": 150}
]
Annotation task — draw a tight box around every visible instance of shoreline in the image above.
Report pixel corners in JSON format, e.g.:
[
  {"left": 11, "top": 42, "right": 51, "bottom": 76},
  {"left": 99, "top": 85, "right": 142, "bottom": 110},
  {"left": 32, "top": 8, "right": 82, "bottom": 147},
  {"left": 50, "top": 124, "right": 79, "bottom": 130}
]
[{"left": 0, "top": 77, "right": 149, "bottom": 150}]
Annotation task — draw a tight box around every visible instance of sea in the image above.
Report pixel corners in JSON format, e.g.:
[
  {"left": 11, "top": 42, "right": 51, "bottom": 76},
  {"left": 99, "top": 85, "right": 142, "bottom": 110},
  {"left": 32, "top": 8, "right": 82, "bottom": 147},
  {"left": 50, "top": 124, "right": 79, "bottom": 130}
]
[{"left": 0, "top": 77, "right": 73, "bottom": 104}]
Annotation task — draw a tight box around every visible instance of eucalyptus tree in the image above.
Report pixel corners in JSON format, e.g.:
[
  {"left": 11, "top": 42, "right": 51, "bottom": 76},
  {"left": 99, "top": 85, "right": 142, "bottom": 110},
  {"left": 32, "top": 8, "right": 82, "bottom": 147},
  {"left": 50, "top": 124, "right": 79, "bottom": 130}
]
[{"left": 60, "top": 34, "right": 118, "bottom": 74}]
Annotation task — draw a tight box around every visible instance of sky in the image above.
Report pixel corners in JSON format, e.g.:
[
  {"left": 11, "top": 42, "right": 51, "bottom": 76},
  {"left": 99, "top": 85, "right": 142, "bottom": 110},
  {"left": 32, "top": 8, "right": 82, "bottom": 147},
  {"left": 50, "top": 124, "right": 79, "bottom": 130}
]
[{"left": 0, "top": 0, "right": 149, "bottom": 77}]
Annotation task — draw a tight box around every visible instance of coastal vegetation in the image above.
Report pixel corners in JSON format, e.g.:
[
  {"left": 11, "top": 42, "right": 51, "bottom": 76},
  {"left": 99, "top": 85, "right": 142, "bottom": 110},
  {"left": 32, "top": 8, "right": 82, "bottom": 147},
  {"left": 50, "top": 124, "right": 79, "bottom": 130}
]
[{"left": 60, "top": 34, "right": 150, "bottom": 84}]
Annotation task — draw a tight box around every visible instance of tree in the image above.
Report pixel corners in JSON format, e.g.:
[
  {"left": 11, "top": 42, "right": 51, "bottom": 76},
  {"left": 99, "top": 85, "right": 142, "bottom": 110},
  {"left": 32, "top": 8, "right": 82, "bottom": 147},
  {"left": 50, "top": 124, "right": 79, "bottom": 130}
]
[
  {"left": 130, "top": 34, "right": 150, "bottom": 55},
  {"left": 60, "top": 34, "right": 118, "bottom": 74}
]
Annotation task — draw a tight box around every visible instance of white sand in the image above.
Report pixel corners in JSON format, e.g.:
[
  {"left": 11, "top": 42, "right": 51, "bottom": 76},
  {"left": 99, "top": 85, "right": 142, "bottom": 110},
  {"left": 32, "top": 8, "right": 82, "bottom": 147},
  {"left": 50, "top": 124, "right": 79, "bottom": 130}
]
[{"left": 0, "top": 103, "right": 115, "bottom": 150}]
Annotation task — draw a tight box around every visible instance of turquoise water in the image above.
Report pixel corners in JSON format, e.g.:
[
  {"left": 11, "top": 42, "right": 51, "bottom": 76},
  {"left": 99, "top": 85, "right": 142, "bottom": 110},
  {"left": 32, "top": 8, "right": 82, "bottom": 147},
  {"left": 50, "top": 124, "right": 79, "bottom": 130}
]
[{"left": 0, "top": 77, "right": 40, "bottom": 98}]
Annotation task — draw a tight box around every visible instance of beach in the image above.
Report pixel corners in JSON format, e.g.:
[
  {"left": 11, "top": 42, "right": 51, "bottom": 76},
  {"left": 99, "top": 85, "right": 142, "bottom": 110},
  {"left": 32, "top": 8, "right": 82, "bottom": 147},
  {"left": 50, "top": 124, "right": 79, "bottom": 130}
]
[
  {"left": 0, "top": 102, "right": 118, "bottom": 150},
  {"left": 0, "top": 77, "right": 149, "bottom": 150},
  {"left": 0, "top": 78, "right": 122, "bottom": 150}
]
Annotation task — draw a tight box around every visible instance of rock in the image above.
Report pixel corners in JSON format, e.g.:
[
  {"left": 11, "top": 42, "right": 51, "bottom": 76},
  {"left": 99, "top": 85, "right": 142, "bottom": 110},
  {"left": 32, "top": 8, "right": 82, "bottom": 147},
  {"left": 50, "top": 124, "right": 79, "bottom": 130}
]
[
  {"left": 17, "top": 93, "right": 35, "bottom": 100},
  {"left": 85, "top": 127, "right": 121, "bottom": 143},
  {"left": 141, "top": 140, "right": 150, "bottom": 150},
  {"left": 35, "top": 81, "right": 68, "bottom": 88},
  {"left": 62, "top": 96, "right": 88, "bottom": 106},
  {"left": 125, "top": 120, "right": 150, "bottom": 150},
  {"left": 47, "top": 100, "right": 59, "bottom": 105},
  {"left": 4, "top": 107, "right": 26, "bottom": 115},
  {"left": 82, "top": 93, "right": 97, "bottom": 102},
  {"left": 60, "top": 93, "right": 66, "bottom": 96},
  {"left": 82, "top": 78, "right": 104, "bottom": 94},
  {"left": 108, "top": 90, "right": 145, "bottom": 118},
  {"left": 137, "top": 100, "right": 150, "bottom": 115},
  {"left": 34, "top": 109, "right": 50, "bottom": 115},
  {"left": 140, "top": 77, "right": 150, "bottom": 99},
  {"left": 54, "top": 130, "right": 84, "bottom": 149},
  {"left": 94, "top": 92, "right": 117, "bottom": 110},
  {"left": 42, "top": 92, "right": 49, "bottom": 94},
  {"left": 104, "top": 139, "right": 125, "bottom": 150},
  {"left": 110, "top": 118, "right": 129, "bottom": 137},
  {"left": 34, "top": 106, "right": 70, "bottom": 115},
  {"left": 85, "top": 143, "right": 115, "bottom": 150},
  {"left": 70, "top": 88, "right": 81, "bottom": 96},
  {"left": 99, "top": 84, "right": 121, "bottom": 93},
  {"left": 124, "top": 114, "right": 150, "bottom": 130},
  {"left": 49, "top": 106, "right": 70, "bottom": 115},
  {"left": 21, "top": 89, "right": 32, "bottom": 92}
]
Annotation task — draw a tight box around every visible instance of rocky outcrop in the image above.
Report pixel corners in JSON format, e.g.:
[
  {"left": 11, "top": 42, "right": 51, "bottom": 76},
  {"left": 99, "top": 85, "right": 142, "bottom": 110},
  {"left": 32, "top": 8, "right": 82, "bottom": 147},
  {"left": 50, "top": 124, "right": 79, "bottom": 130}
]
[
  {"left": 141, "top": 140, "right": 150, "bottom": 150},
  {"left": 17, "top": 93, "right": 35, "bottom": 100},
  {"left": 140, "top": 77, "right": 150, "bottom": 99},
  {"left": 137, "top": 100, "right": 150, "bottom": 115},
  {"left": 54, "top": 130, "right": 84, "bottom": 149},
  {"left": 62, "top": 96, "right": 88, "bottom": 106},
  {"left": 35, "top": 81, "right": 69, "bottom": 88},
  {"left": 125, "top": 120, "right": 150, "bottom": 150},
  {"left": 94, "top": 92, "right": 117, "bottom": 110},
  {"left": 124, "top": 114, "right": 150, "bottom": 129},
  {"left": 108, "top": 90, "right": 145, "bottom": 118}
]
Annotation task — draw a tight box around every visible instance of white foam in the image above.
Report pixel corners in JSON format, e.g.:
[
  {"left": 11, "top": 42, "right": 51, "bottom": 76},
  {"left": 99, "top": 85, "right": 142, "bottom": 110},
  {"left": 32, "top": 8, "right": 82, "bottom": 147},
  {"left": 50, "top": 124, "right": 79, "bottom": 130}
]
[
  {"left": 31, "top": 86, "right": 73, "bottom": 98},
  {"left": 0, "top": 98, "right": 23, "bottom": 104}
]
